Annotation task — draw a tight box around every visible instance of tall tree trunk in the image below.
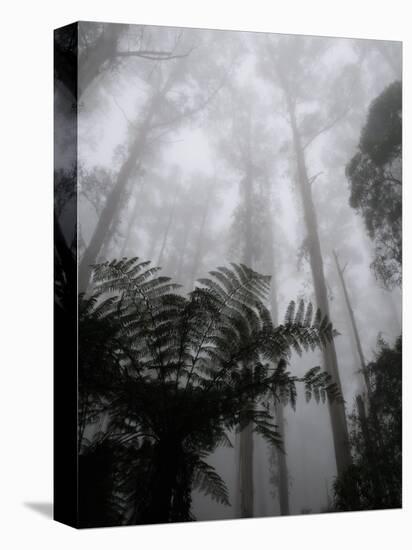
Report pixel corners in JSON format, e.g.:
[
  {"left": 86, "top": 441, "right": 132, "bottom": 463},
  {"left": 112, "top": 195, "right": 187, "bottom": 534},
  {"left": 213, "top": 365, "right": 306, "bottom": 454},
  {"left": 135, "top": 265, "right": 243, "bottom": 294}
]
[
  {"left": 265, "top": 200, "right": 290, "bottom": 516},
  {"left": 188, "top": 182, "right": 214, "bottom": 289},
  {"left": 147, "top": 224, "right": 163, "bottom": 263},
  {"left": 237, "top": 168, "right": 255, "bottom": 518},
  {"left": 157, "top": 187, "right": 179, "bottom": 267},
  {"left": 175, "top": 218, "right": 192, "bottom": 284},
  {"left": 78, "top": 60, "right": 183, "bottom": 291},
  {"left": 334, "top": 251, "right": 384, "bottom": 462},
  {"left": 285, "top": 94, "right": 351, "bottom": 477},
  {"left": 101, "top": 169, "right": 144, "bottom": 261},
  {"left": 333, "top": 251, "right": 371, "bottom": 397},
  {"left": 238, "top": 416, "right": 254, "bottom": 517},
  {"left": 119, "top": 171, "right": 145, "bottom": 257},
  {"left": 273, "top": 402, "right": 289, "bottom": 514},
  {"left": 78, "top": 101, "right": 156, "bottom": 291}
]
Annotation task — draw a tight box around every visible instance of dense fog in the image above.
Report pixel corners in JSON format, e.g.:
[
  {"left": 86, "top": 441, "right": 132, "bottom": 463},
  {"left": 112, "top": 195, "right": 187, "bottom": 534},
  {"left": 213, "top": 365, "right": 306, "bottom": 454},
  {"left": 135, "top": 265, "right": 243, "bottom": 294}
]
[{"left": 55, "top": 22, "right": 402, "bottom": 526}]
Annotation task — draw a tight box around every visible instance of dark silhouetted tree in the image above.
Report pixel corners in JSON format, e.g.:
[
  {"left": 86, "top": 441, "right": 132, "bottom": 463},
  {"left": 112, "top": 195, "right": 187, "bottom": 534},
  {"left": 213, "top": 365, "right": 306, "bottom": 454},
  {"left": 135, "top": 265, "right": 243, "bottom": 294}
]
[
  {"left": 334, "top": 336, "right": 401, "bottom": 511},
  {"left": 260, "top": 35, "right": 353, "bottom": 477},
  {"left": 78, "top": 258, "right": 340, "bottom": 525},
  {"left": 346, "top": 81, "right": 402, "bottom": 288}
]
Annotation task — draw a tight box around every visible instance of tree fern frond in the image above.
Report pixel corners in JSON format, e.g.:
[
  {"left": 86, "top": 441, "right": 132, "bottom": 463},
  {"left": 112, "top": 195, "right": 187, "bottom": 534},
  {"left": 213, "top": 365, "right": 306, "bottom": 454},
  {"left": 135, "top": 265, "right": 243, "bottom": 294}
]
[
  {"left": 284, "top": 300, "right": 296, "bottom": 324},
  {"left": 192, "top": 460, "right": 230, "bottom": 506},
  {"left": 303, "top": 302, "right": 313, "bottom": 327},
  {"left": 294, "top": 299, "right": 305, "bottom": 325},
  {"left": 79, "top": 259, "right": 343, "bottom": 523}
]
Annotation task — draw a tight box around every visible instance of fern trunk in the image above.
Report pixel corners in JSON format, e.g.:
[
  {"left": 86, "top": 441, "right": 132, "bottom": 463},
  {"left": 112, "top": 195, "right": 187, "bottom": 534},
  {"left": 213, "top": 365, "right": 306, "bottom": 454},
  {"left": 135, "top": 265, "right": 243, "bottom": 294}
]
[{"left": 138, "top": 438, "right": 190, "bottom": 524}]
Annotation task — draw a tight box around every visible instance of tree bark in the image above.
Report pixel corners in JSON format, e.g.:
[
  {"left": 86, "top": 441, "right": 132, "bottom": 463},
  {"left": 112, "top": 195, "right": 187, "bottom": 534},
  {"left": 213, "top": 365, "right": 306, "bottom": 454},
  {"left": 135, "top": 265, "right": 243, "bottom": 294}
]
[
  {"left": 78, "top": 57, "right": 187, "bottom": 291},
  {"left": 157, "top": 187, "right": 179, "bottom": 267},
  {"left": 139, "top": 438, "right": 180, "bottom": 524},
  {"left": 265, "top": 201, "right": 290, "bottom": 516},
  {"left": 333, "top": 251, "right": 371, "bottom": 397},
  {"left": 78, "top": 104, "right": 154, "bottom": 291},
  {"left": 286, "top": 94, "right": 352, "bottom": 477},
  {"left": 175, "top": 217, "right": 192, "bottom": 284},
  {"left": 237, "top": 168, "right": 255, "bottom": 518},
  {"left": 188, "top": 182, "right": 214, "bottom": 289},
  {"left": 273, "top": 402, "right": 290, "bottom": 514},
  {"left": 238, "top": 419, "right": 254, "bottom": 517},
  {"left": 119, "top": 171, "right": 145, "bottom": 257}
]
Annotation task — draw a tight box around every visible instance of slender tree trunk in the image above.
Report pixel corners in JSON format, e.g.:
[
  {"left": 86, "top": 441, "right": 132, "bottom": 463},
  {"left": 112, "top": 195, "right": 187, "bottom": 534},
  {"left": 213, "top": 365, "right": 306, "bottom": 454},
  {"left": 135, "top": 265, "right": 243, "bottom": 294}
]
[
  {"left": 157, "top": 187, "right": 179, "bottom": 267},
  {"left": 356, "top": 395, "right": 371, "bottom": 449},
  {"left": 147, "top": 224, "right": 163, "bottom": 262},
  {"left": 79, "top": 60, "right": 183, "bottom": 291},
  {"left": 334, "top": 251, "right": 385, "bottom": 466},
  {"left": 175, "top": 220, "right": 191, "bottom": 284},
  {"left": 78, "top": 101, "right": 156, "bottom": 291},
  {"left": 265, "top": 203, "right": 290, "bottom": 516},
  {"left": 238, "top": 416, "right": 254, "bottom": 517},
  {"left": 285, "top": 94, "right": 351, "bottom": 477},
  {"left": 101, "top": 170, "right": 144, "bottom": 261},
  {"left": 188, "top": 182, "right": 214, "bottom": 289},
  {"left": 333, "top": 251, "right": 371, "bottom": 397},
  {"left": 98, "top": 195, "right": 127, "bottom": 261},
  {"left": 237, "top": 168, "right": 255, "bottom": 518},
  {"left": 119, "top": 172, "right": 145, "bottom": 257},
  {"left": 273, "top": 402, "right": 289, "bottom": 514}
]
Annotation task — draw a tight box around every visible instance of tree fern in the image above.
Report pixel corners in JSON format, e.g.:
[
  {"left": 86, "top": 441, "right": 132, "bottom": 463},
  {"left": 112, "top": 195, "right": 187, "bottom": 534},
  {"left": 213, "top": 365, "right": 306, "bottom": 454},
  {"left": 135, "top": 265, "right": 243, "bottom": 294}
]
[{"left": 78, "top": 257, "right": 341, "bottom": 524}]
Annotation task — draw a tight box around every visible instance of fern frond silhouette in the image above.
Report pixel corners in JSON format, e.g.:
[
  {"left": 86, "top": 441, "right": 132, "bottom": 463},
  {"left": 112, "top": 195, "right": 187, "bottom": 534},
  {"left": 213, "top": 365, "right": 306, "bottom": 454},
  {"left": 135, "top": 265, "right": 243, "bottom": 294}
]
[{"left": 78, "top": 258, "right": 340, "bottom": 525}]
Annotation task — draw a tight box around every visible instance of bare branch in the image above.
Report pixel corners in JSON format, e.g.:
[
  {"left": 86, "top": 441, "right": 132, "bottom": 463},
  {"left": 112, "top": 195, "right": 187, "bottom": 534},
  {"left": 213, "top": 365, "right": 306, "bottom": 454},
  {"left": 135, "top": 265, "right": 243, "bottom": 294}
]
[
  {"left": 385, "top": 174, "right": 402, "bottom": 186},
  {"left": 116, "top": 47, "right": 193, "bottom": 61},
  {"left": 308, "top": 171, "right": 323, "bottom": 186},
  {"left": 303, "top": 107, "right": 350, "bottom": 150},
  {"left": 109, "top": 93, "right": 136, "bottom": 128},
  {"left": 151, "top": 67, "right": 231, "bottom": 131}
]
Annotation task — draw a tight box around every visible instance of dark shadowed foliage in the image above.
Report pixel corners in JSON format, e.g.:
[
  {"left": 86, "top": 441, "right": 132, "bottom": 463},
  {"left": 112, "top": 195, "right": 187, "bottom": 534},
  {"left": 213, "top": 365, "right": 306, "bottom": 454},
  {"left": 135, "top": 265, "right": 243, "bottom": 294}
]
[
  {"left": 346, "top": 81, "right": 402, "bottom": 287},
  {"left": 334, "top": 336, "right": 402, "bottom": 511},
  {"left": 78, "top": 259, "right": 340, "bottom": 525}
]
